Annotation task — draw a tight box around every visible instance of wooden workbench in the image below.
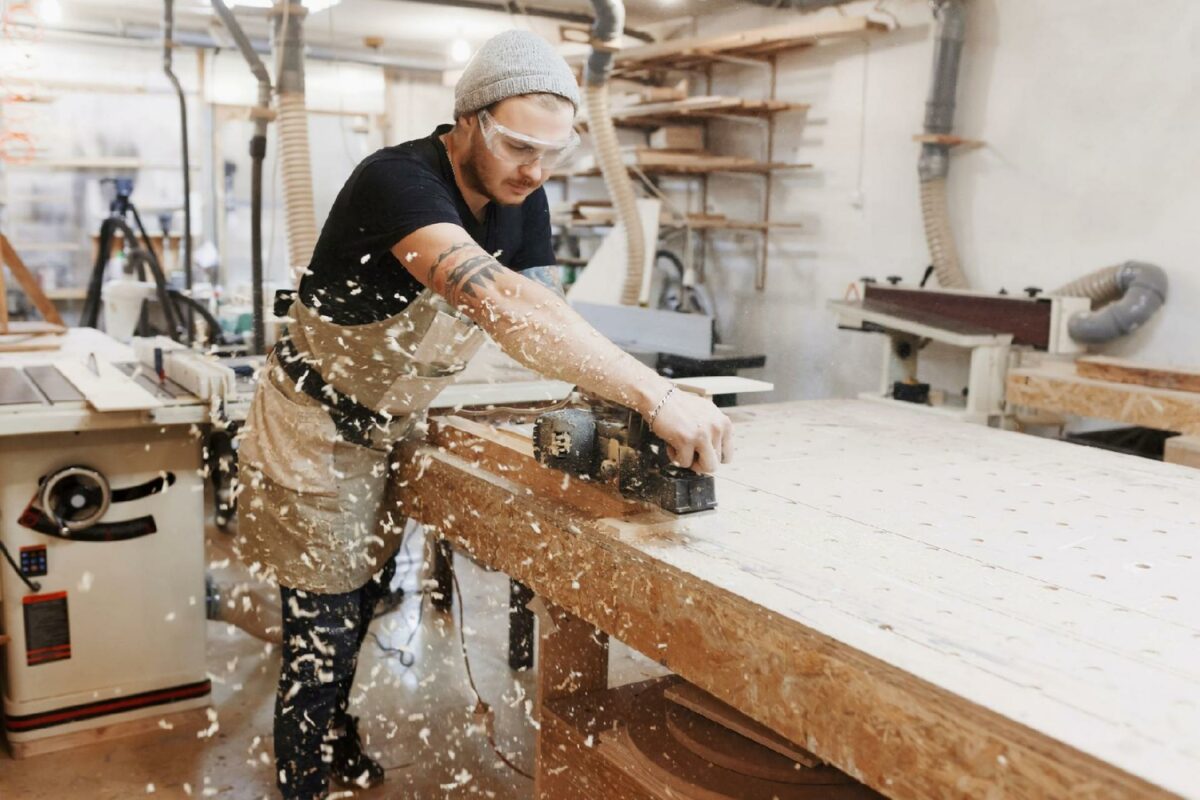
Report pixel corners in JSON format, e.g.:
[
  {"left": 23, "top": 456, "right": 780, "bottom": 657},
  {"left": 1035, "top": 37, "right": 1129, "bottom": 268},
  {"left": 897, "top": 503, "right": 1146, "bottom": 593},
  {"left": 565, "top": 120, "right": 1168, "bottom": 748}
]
[{"left": 395, "top": 400, "right": 1200, "bottom": 800}]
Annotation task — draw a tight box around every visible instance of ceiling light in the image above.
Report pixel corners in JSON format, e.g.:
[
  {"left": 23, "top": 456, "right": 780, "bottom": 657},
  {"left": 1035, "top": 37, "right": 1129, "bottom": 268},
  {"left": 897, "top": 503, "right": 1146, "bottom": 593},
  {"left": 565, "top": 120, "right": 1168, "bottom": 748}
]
[
  {"left": 229, "top": 0, "right": 340, "bottom": 9},
  {"left": 37, "top": 0, "right": 63, "bottom": 24},
  {"left": 449, "top": 37, "right": 472, "bottom": 64}
]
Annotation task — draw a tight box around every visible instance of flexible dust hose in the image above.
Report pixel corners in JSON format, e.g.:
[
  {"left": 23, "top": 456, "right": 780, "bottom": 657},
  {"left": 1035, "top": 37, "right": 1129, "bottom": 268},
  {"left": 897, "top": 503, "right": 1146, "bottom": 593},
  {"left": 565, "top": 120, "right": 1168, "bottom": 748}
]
[
  {"left": 276, "top": 93, "right": 318, "bottom": 282},
  {"left": 918, "top": 0, "right": 968, "bottom": 289},
  {"left": 1051, "top": 261, "right": 1168, "bottom": 345},
  {"left": 162, "top": 0, "right": 194, "bottom": 343},
  {"left": 212, "top": 0, "right": 272, "bottom": 354},
  {"left": 918, "top": 177, "right": 965, "bottom": 288},
  {"left": 272, "top": 5, "right": 319, "bottom": 285},
  {"left": 586, "top": 0, "right": 643, "bottom": 306}
]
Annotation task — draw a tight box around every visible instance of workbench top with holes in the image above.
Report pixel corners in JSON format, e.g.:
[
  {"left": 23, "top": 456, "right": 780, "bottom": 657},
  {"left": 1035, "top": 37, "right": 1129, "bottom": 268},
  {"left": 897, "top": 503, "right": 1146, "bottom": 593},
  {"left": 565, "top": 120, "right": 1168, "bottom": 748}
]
[{"left": 395, "top": 399, "right": 1200, "bottom": 800}]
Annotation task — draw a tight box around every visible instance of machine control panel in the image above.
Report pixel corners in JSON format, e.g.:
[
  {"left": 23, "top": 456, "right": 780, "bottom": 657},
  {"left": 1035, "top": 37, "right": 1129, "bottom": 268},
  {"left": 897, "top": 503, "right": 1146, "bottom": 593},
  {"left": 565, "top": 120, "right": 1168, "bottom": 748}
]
[{"left": 19, "top": 545, "right": 48, "bottom": 578}]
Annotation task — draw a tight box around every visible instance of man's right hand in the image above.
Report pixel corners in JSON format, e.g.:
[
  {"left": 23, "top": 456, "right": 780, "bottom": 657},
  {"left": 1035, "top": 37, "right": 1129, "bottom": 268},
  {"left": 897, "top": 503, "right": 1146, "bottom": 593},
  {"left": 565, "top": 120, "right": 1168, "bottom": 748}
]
[{"left": 647, "top": 388, "right": 734, "bottom": 474}]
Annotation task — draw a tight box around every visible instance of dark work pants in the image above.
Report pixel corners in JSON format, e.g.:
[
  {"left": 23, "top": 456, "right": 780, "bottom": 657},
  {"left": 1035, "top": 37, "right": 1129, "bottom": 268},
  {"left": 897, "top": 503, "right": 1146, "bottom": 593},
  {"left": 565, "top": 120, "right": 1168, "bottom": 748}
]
[{"left": 274, "top": 559, "right": 395, "bottom": 800}]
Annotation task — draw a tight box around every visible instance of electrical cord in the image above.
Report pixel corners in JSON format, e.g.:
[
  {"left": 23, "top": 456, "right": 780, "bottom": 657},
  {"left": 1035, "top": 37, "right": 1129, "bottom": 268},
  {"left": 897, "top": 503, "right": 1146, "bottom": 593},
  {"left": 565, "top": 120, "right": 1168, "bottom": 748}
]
[
  {"left": 449, "top": 564, "right": 534, "bottom": 781},
  {"left": 0, "top": 540, "right": 41, "bottom": 593}
]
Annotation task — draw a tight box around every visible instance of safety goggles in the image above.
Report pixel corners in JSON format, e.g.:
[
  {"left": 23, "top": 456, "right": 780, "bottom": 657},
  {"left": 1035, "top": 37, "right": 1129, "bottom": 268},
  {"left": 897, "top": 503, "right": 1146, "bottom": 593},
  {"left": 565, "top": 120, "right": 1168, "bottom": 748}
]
[{"left": 478, "top": 108, "right": 580, "bottom": 170}]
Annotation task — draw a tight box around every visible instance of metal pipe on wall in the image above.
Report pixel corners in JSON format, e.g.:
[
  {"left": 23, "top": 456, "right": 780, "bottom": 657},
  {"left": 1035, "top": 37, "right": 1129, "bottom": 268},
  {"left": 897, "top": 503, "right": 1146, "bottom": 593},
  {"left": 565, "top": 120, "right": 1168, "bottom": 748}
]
[
  {"left": 212, "top": 0, "right": 272, "bottom": 356},
  {"left": 162, "top": 0, "right": 194, "bottom": 344}
]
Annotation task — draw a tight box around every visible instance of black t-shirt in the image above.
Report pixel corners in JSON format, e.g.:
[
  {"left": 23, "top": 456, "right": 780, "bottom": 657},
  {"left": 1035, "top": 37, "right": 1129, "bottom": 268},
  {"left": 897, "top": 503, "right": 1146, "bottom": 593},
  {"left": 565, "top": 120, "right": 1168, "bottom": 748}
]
[{"left": 299, "top": 124, "right": 555, "bottom": 325}]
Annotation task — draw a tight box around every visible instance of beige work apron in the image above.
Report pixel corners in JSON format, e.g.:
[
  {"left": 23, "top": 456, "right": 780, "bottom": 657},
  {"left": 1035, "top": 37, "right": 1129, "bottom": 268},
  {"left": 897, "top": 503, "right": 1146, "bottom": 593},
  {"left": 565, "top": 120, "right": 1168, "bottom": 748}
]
[{"left": 235, "top": 290, "right": 485, "bottom": 593}]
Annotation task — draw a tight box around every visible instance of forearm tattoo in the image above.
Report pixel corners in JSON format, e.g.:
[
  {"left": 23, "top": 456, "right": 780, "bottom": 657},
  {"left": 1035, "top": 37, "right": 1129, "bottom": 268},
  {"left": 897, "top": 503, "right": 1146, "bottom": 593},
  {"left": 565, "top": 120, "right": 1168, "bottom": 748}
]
[{"left": 432, "top": 241, "right": 504, "bottom": 304}]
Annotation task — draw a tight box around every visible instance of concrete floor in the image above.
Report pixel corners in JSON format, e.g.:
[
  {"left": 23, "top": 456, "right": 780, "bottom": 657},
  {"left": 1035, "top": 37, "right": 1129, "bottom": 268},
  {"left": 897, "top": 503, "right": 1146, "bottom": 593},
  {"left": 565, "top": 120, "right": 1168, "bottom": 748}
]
[{"left": 0, "top": 523, "right": 664, "bottom": 799}]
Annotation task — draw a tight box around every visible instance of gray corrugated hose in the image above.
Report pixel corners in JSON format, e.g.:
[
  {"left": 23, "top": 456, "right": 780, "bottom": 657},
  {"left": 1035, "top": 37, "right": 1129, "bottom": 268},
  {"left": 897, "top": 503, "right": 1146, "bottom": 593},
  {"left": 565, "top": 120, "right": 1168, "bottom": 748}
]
[
  {"left": 1051, "top": 261, "right": 1168, "bottom": 345},
  {"left": 272, "top": 4, "right": 319, "bottom": 284},
  {"left": 919, "top": 0, "right": 968, "bottom": 288},
  {"left": 587, "top": 0, "right": 644, "bottom": 306}
]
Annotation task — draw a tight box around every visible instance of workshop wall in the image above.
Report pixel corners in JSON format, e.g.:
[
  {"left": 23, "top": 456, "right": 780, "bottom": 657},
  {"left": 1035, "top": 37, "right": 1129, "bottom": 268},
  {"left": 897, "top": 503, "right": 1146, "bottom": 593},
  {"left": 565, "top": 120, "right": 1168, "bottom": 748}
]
[
  {"left": 697, "top": 0, "right": 1200, "bottom": 403},
  {"left": 0, "top": 35, "right": 446, "bottom": 321},
  {"left": 0, "top": 40, "right": 203, "bottom": 300}
]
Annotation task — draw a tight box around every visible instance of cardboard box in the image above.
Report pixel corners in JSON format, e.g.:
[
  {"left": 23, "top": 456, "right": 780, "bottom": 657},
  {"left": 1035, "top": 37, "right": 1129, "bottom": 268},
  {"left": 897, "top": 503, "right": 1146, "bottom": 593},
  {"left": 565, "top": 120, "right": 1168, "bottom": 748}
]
[{"left": 649, "top": 126, "right": 704, "bottom": 151}]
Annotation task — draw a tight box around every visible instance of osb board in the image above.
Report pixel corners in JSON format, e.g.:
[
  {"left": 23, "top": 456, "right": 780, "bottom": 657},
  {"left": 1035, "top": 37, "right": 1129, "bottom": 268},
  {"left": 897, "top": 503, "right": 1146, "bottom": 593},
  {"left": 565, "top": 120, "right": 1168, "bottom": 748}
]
[
  {"left": 396, "top": 400, "right": 1200, "bottom": 800},
  {"left": 540, "top": 676, "right": 878, "bottom": 800},
  {"left": 1009, "top": 361, "right": 1200, "bottom": 434},
  {"left": 1076, "top": 356, "right": 1200, "bottom": 394}
]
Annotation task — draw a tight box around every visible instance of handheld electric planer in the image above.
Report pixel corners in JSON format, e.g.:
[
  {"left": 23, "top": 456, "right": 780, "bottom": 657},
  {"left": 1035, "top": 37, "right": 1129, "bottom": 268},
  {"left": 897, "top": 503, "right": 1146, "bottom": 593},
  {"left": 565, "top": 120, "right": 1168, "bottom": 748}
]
[{"left": 533, "top": 404, "right": 717, "bottom": 515}]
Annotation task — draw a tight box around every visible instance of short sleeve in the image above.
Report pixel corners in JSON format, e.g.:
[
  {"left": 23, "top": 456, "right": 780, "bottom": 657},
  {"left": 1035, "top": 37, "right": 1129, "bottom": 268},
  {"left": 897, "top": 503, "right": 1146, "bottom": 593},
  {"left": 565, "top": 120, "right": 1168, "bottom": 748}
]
[
  {"left": 351, "top": 156, "right": 463, "bottom": 249},
  {"left": 510, "top": 188, "right": 556, "bottom": 270}
]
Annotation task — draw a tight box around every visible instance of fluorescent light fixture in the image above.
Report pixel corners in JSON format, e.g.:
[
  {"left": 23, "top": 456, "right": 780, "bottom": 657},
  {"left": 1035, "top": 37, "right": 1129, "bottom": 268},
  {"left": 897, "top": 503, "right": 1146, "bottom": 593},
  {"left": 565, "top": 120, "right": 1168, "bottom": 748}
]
[
  {"left": 449, "top": 37, "right": 472, "bottom": 64},
  {"left": 38, "top": 0, "right": 63, "bottom": 24},
  {"left": 229, "top": 0, "right": 340, "bottom": 9}
]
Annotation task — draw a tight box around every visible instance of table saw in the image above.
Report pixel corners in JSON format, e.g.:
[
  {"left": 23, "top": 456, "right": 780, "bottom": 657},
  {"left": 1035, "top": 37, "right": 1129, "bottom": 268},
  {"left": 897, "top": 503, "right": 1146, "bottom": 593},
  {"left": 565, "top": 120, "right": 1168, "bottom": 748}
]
[
  {"left": 395, "top": 400, "right": 1200, "bottom": 800},
  {"left": 0, "top": 329, "right": 253, "bottom": 757}
]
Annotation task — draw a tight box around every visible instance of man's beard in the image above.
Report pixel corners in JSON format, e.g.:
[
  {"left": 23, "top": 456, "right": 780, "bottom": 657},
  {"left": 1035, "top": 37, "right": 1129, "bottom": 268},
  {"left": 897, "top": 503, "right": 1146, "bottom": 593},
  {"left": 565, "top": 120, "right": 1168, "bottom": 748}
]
[{"left": 462, "top": 149, "right": 534, "bottom": 207}]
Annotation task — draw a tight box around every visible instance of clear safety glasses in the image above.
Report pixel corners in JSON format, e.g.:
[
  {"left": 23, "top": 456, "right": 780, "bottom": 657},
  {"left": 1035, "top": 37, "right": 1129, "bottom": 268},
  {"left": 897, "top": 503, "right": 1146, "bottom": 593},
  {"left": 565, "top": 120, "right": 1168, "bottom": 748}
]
[{"left": 478, "top": 109, "right": 580, "bottom": 170}]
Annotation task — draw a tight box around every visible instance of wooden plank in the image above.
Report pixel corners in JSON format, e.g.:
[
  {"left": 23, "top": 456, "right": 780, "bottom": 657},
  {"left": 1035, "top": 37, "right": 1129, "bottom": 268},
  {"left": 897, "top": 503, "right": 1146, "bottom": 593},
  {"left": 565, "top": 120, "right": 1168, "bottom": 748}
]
[
  {"left": 55, "top": 358, "right": 163, "bottom": 412},
  {"left": 395, "top": 399, "right": 1200, "bottom": 800},
  {"left": 0, "top": 233, "right": 66, "bottom": 327},
  {"left": 672, "top": 376, "right": 773, "bottom": 397},
  {"left": 1164, "top": 435, "right": 1200, "bottom": 469},
  {"left": 0, "top": 333, "right": 64, "bottom": 353},
  {"left": 612, "top": 16, "right": 887, "bottom": 70},
  {"left": 1008, "top": 362, "right": 1200, "bottom": 434},
  {"left": 662, "top": 681, "right": 821, "bottom": 768},
  {"left": 597, "top": 96, "right": 807, "bottom": 129},
  {"left": 1077, "top": 356, "right": 1200, "bottom": 394}
]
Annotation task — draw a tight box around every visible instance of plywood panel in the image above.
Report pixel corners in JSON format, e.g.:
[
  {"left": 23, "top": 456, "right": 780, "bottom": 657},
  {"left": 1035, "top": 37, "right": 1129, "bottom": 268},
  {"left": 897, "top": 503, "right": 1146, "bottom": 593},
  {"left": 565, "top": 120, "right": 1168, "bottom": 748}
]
[{"left": 397, "top": 399, "right": 1200, "bottom": 800}]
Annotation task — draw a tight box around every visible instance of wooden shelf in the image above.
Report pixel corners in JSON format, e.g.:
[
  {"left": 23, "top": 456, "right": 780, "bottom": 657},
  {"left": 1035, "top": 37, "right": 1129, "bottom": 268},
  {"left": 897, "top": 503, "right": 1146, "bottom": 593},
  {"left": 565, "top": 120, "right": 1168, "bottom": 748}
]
[
  {"left": 555, "top": 213, "right": 802, "bottom": 232},
  {"left": 912, "top": 134, "right": 985, "bottom": 149},
  {"left": 45, "top": 287, "right": 87, "bottom": 301},
  {"left": 606, "top": 15, "right": 888, "bottom": 74},
  {"left": 567, "top": 157, "right": 812, "bottom": 178},
  {"left": 585, "top": 96, "right": 809, "bottom": 129}
]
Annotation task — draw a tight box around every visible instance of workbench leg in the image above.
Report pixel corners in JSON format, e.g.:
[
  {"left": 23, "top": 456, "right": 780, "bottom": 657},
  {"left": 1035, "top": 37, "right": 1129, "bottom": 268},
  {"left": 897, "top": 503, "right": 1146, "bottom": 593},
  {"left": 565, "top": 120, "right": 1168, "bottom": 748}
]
[
  {"left": 430, "top": 537, "right": 454, "bottom": 611},
  {"left": 508, "top": 579, "right": 535, "bottom": 671},
  {"left": 534, "top": 602, "right": 608, "bottom": 800}
]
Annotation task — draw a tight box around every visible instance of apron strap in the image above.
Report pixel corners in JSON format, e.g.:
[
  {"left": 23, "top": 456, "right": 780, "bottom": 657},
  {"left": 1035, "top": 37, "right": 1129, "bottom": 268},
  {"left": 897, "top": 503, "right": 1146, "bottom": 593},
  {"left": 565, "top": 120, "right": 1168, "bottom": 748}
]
[{"left": 273, "top": 336, "right": 391, "bottom": 447}]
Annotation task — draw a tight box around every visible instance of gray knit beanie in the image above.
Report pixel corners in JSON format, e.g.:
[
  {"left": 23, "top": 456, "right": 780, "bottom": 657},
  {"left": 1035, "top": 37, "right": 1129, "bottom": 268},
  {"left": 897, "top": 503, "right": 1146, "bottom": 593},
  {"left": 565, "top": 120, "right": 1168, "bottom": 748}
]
[{"left": 453, "top": 30, "right": 581, "bottom": 119}]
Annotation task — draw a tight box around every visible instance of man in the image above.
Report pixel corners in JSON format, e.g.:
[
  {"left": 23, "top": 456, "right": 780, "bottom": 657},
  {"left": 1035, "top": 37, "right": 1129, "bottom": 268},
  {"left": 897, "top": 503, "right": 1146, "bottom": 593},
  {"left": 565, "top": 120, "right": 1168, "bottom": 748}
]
[{"left": 236, "top": 30, "right": 733, "bottom": 799}]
